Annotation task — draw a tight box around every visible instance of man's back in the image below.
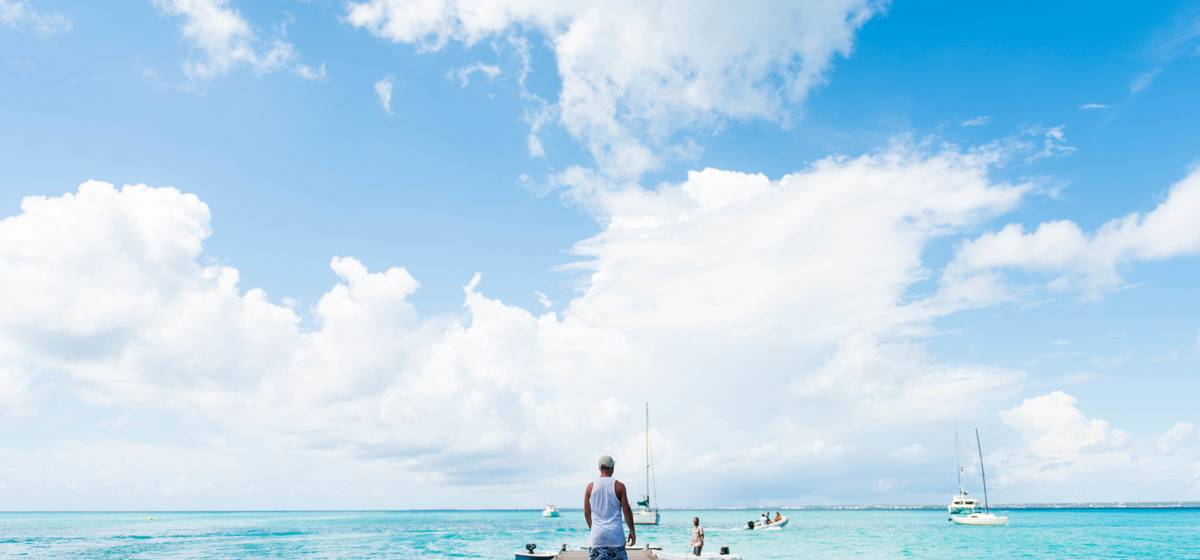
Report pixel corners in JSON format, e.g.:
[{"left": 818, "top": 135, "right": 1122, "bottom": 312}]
[{"left": 588, "top": 477, "right": 625, "bottom": 547}]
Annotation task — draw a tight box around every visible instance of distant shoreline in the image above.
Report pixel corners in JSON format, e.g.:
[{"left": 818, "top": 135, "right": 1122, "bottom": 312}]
[{"left": 3, "top": 503, "right": 1198, "bottom": 513}]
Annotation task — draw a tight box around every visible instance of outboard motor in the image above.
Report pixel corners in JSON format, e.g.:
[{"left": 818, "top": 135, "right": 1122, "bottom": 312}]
[
  {"left": 525, "top": 543, "right": 537, "bottom": 554},
  {"left": 720, "top": 546, "right": 731, "bottom": 555},
  {"left": 747, "top": 521, "right": 755, "bottom": 530}
]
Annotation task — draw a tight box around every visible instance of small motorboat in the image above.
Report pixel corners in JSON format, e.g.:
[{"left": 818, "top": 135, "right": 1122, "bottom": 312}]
[
  {"left": 746, "top": 516, "right": 789, "bottom": 530},
  {"left": 514, "top": 543, "right": 557, "bottom": 559},
  {"left": 950, "top": 512, "right": 1009, "bottom": 526},
  {"left": 542, "top": 504, "right": 560, "bottom": 518}
]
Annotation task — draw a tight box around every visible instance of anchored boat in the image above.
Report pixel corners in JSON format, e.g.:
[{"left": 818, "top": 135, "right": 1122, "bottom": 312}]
[
  {"left": 633, "top": 403, "right": 660, "bottom": 525},
  {"left": 949, "top": 428, "right": 1008, "bottom": 526},
  {"left": 948, "top": 430, "right": 981, "bottom": 518}
]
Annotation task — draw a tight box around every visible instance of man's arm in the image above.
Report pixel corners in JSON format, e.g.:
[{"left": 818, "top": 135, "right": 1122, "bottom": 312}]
[
  {"left": 615, "top": 480, "right": 636, "bottom": 546},
  {"left": 583, "top": 482, "right": 593, "bottom": 529}
]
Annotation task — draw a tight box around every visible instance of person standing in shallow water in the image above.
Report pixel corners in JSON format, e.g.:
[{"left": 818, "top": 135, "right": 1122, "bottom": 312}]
[
  {"left": 584, "top": 455, "right": 636, "bottom": 560},
  {"left": 691, "top": 517, "right": 705, "bottom": 556}
]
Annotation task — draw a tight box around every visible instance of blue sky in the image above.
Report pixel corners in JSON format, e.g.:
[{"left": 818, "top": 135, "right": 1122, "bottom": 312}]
[{"left": 1, "top": 0, "right": 1199, "bottom": 509}]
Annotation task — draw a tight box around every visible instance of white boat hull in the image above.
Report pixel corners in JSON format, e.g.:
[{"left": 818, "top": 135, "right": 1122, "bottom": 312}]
[
  {"left": 542, "top": 507, "right": 560, "bottom": 518},
  {"left": 748, "top": 516, "right": 788, "bottom": 530},
  {"left": 951, "top": 513, "right": 1008, "bottom": 526},
  {"left": 633, "top": 510, "right": 659, "bottom": 525}
]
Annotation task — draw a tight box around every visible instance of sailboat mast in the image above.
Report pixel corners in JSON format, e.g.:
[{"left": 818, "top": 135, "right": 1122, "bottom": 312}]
[
  {"left": 955, "top": 429, "right": 963, "bottom": 494},
  {"left": 645, "top": 402, "right": 650, "bottom": 504},
  {"left": 975, "top": 428, "right": 989, "bottom": 513}
]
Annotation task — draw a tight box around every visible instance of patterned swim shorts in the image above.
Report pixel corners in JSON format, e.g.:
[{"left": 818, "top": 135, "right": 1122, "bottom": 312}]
[{"left": 588, "top": 546, "right": 629, "bottom": 560}]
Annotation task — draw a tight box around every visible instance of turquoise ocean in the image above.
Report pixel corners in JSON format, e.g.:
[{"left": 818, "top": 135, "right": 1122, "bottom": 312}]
[{"left": 1, "top": 508, "right": 1198, "bottom": 558}]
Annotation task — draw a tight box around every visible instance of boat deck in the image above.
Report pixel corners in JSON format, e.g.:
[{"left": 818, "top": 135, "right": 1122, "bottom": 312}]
[{"left": 557, "top": 552, "right": 655, "bottom": 560}]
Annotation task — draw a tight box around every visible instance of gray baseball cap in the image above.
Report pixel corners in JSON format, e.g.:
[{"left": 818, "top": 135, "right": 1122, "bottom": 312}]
[{"left": 598, "top": 455, "right": 615, "bottom": 469}]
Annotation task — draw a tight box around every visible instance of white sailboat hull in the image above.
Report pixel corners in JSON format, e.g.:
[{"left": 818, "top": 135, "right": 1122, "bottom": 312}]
[
  {"left": 633, "top": 509, "right": 659, "bottom": 525},
  {"left": 951, "top": 513, "right": 1008, "bottom": 526}
]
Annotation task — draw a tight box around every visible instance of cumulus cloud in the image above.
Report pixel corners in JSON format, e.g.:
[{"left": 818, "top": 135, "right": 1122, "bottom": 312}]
[
  {"left": 1158, "top": 422, "right": 1197, "bottom": 454},
  {"left": 375, "top": 76, "right": 394, "bottom": 114},
  {"left": 345, "top": 0, "right": 883, "bottom": 177},
  {"left": 0, "top": 0, "right": 71, "bottom": 33},
  {"left": 995, "top": 391, "right": 1130, "bottom": 484},
  {"left": 961, "top": 115, "right": 990, "bottom": 127},
  {"left": 153, "top": 0, "right": 316, "bottom": 82},
  {"left": 944, "top": 167, "right": 1200, "bottom": 298},
  {"left": 0, "top": 143, "right": 1045, "bottom": 503}
]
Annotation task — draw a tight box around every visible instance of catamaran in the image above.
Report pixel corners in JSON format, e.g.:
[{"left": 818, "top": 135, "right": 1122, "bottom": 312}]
[
  {"left": 633, "top": 403, "right": 660, "bottom": 525},
  {"left": 947, "top": 429, "right": 980, "bottom": 518},
  {"left": 542, "top": 505, "right": 560, "bottom": 518},
  {"left": 950, "top": 428, "right": 1008, "bottom": 526}
]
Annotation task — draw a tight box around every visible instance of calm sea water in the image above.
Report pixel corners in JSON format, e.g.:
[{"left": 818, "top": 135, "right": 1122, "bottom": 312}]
[{"left": 1, "top": 508, "right": 1197, "bottom": 559}]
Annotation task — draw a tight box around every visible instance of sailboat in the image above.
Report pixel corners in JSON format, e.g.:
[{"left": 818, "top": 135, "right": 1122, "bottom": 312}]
[
  {"left": 947, "top": 429, "right": 980, "bottom": 518},
  {"left": 950, "top": 428, "right": 1008, "bottom": 526},
  {"left": 633, "top": 402, "right": 660, "bottom": 525}
]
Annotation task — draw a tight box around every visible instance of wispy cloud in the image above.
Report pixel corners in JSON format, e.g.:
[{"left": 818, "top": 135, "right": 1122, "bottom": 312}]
[
  {"left": 153, "top": 0, "right": 318, "bottom": 84},
  {"left": 448, "top": 62, "right": 501, "bottom": 87},
  {"left": 961, "top": 115, "right": 990, "bottom": 127},
  {"left": 1130, "top": 68, "right": 1161, "bottom": 94},
  {"left": 375, "top": 76, "right": 394, "bottom": 115},
  {"left": 1129, "top": 7, "right": 1200, "bottom": 95},
  {"left": 1078, "top": 103, "right": 1109, "bottom": 110},
  {"left": 0, "top": 0, "right": 71, "bottom": 33},
  {"left": 1022, "top": 124, "right": 1076, "bottom": 161},
  {"left": 295, "top": 62, "right": 326, "bottom": 81}
]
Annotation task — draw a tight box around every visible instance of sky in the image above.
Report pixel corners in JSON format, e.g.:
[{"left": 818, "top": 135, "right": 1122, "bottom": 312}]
[{"left": 1, "top": 0, "right": 1199, "bottom": 510}]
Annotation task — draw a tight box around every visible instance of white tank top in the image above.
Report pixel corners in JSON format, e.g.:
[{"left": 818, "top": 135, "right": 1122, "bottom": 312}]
[{"left": 589, "top": 477, "right": 625, "bottom": 547}]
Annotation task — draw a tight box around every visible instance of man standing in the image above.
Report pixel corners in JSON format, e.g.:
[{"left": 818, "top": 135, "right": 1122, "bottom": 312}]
[
  {"left": 584, "top": 455, "right": 636, "bottom": 560},
  {"left": 691, "top": 517, "right": 705, "bottom": 556}
]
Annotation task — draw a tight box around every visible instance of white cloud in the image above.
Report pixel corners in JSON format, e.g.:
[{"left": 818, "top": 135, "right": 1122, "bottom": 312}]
[
  {"left": 375, "top": 76, "right": 394, "bottom": 114},
  {"left": 944, "top": 167, "right": 1200, "bottom": 298},
  {"left": 0, "top": 143, "right": 1042, "bottom": 502},
  {"left": 996, "top": 391, "right": 1130, "bottom": 484},
  {"left": 153, "top": 0, "right": 315, "bottom": 81},
  {"left": 295, "top": 62, "right": 327, "bottom": 81},
  {"left": 0, "top": 0, "right": 71, "bottom": 33},
  {"left": 0, "top": 366, "right": 33, "bottom": 417},
  {"left": 449, "top": 62, "right": 500, "bottom": 87},
  {"left": 10, "top": 139, "right": 1200, "bottom": 504},
  {"left": 1130, "top": 68, "right": 1161, "bottom": 94},
  {"left": 345, "top": 0, "right": 883, "bottom": 178},
  {"left": 961, "top": 115, "right": 990, "bottom": 127},
  {"left": 1025, "top": 124, "right": 1075, "bottom": 161},
  {"left": 1158, "top": 422, "right": 1197, "bottom": 454},
  {"left": 1078, "top": 103, "right": 1109, "bottom": 110}
]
